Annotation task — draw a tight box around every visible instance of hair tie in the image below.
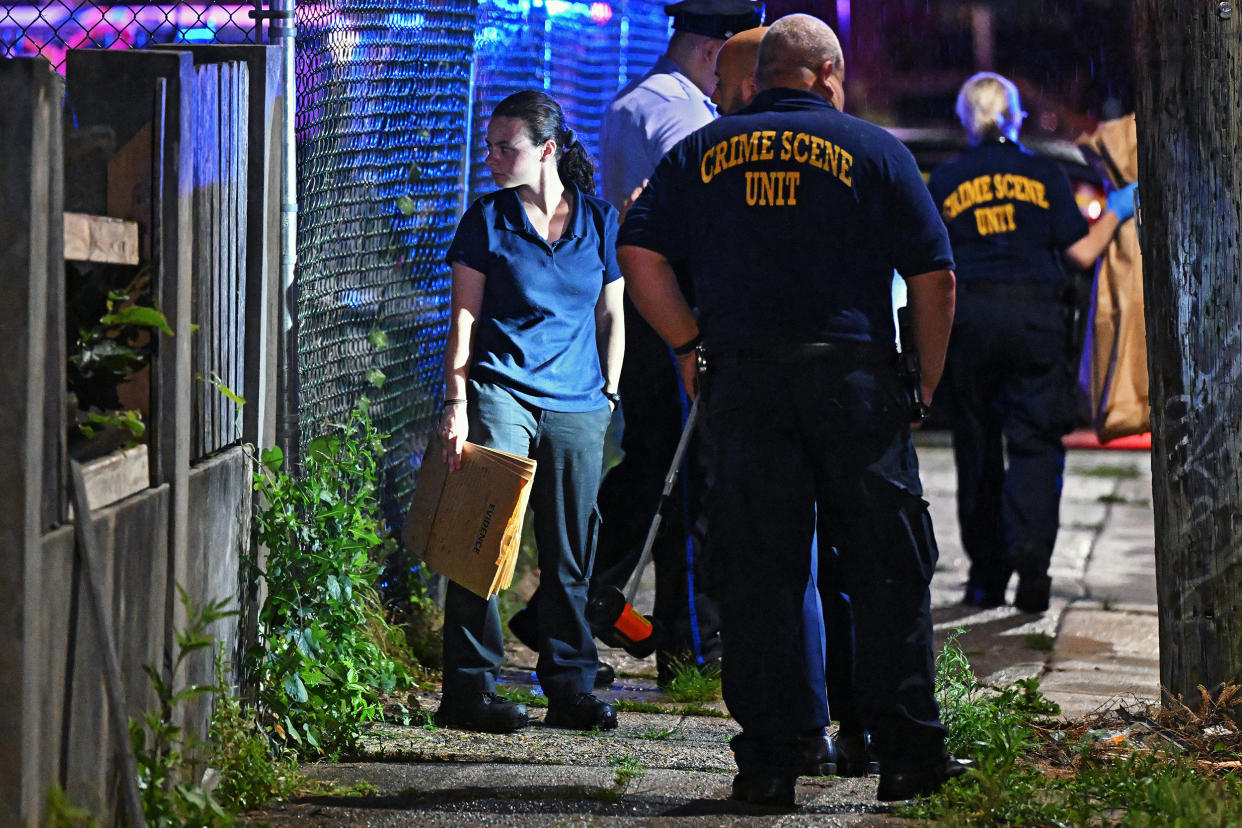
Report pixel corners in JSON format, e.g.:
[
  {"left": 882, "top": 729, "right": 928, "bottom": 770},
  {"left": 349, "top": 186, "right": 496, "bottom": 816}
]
[{"left": 562, "top": 128, "right": 577, "bottom": 149}]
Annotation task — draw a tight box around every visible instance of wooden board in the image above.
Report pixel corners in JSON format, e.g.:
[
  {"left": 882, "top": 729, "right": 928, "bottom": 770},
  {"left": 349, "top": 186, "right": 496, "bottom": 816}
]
[
  {"left": 63, "top": 212, "right": 140, "bottom": 264},
  {"left": 150, "top": 45, "right": 283, "bottom": 452},
  {"left": 0, "top": 55, "right": 60, "bottom": 828}
]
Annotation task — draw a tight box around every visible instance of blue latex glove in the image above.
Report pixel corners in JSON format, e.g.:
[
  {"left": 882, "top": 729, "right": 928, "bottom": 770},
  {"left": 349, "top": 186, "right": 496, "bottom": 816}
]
[{"left": 1106, "top": 181, "right": 1137, "bottom": 222}]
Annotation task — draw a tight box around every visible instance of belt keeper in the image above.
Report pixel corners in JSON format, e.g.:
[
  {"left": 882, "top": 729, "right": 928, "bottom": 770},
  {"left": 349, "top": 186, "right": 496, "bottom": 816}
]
[{"left": 673, "top": 332, "right": 703, "bottom": 355}]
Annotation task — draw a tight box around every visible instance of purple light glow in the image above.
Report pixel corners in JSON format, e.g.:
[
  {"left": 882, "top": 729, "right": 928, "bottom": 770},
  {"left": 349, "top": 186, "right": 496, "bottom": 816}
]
[{"left": 2, "top": 3, "right": 254, "bottom": 71}]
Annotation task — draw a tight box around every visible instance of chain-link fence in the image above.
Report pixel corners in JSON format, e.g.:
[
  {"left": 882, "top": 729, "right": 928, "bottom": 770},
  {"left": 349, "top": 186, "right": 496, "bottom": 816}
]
[
  {"left": 5, "top": 0, "right": 677, "bottom": 523},
  {"left": 2, "top": 0, "right": 259, "bottom": 70},
  {"left": 468, "top": 0, "right": 670, "bottom": 202},
  {"left": 295, "top": 0, "right": 675, "bottom": 523}
]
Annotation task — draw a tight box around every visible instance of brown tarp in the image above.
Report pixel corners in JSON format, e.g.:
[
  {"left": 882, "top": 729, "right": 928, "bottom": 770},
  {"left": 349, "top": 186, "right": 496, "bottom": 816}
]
[{"left": 1076, "top": 114, "right": 1150, "bottom": 442}]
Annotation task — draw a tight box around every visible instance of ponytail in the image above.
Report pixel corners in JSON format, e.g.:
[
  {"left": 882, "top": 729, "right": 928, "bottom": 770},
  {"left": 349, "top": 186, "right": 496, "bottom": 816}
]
[{"left": 557, "top": 134, "right": 597, "bottom": 195}]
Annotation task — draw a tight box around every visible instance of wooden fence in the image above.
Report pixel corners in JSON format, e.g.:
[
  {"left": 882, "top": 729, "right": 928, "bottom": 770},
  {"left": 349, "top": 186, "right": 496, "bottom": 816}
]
[{"left": 0, "top": 46, "right": 286, "bottom": 827}]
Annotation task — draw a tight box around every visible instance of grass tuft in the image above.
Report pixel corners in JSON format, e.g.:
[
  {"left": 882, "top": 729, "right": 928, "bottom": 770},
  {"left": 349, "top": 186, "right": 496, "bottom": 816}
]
[
  {"left": 1023, "top": 632, "right": 1056, "bottom": 652},
  {"left": 660, "top": 658, "right": 723, "bottom": 704},
  {"left": 1083, "top": 465, "right": 1142, "bottom": 479},
  {"left": 900, "top": 634, "right": 1242, "bottom": 825}
]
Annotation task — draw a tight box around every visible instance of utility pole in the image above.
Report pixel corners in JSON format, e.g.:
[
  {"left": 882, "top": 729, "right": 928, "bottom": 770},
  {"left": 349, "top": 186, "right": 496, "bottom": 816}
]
[{"left": 1133, "top": 1, "right": 1242, "bottom": 704}]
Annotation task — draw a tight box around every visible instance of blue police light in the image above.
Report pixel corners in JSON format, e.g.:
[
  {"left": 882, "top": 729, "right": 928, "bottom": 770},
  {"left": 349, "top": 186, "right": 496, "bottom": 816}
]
[{"left": 180, "top": 26, "right": 216, "bottom": 44}]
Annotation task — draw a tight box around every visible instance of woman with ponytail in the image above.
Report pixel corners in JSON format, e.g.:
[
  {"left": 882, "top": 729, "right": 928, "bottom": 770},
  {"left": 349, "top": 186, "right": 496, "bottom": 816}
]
[{"left": 434, "top": 90, "right": 625, "bottom": 733}]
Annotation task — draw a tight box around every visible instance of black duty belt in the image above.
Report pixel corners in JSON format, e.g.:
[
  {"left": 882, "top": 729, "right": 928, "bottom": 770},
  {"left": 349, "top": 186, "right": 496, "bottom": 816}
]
[
  {"left": 959, "top": 279, "right": 1063, "bottom": 300},
  {"left": 706, "top": 341, "right": 892, "bottom": 366}
]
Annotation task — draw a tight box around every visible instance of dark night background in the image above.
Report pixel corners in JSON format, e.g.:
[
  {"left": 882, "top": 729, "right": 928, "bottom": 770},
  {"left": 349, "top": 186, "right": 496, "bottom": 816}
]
[{"left": 759, "top": 0, "right": 1134, "bottom": 140}]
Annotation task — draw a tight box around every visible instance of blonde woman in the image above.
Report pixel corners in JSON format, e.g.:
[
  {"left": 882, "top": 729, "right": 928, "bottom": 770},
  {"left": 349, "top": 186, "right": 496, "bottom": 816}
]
[{"left": 928, "top": 72, "right": 1135, "bottom": 613}]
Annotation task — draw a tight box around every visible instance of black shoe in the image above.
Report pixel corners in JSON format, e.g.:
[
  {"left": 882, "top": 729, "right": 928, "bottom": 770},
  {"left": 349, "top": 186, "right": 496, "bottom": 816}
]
[
  {"left": 731, "top": 771, "right": 796, "bottom": 808},
  {"left": 545, "top": 692, "right": 618, "bottom": 731},
  {"left": 594, "top": 661, "right": 616, "bottom": 688},
  {"left": 1014, "top": 576, "right": 1051, "bottom": 614},
  {"left": 961, "top": 586, "right": 1005, "bottom": 608},
  {"left": 876, "top": 757, "right": 971, "bottom": 802},
  {"left": 801, "top": 735, "right": 838, "bottom": 776},
  {"left": 834, "top": 730, "right": 880, "bottom": 776},
  {"left": 434, "top": 692, "right": 529, "bottom": 734}
]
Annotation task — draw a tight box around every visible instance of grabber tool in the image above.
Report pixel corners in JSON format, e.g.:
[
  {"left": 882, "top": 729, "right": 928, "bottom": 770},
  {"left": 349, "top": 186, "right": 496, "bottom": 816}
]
[{"left": 586, "top": 396, "right": 700, "bottom": 658}]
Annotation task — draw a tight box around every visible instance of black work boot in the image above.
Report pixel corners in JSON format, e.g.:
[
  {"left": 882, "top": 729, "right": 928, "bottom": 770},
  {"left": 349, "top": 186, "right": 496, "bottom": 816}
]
[
  {"left": 545, "top": 692, "right": 618, "bottom": 731},
  {"left": 1014, "top": 575, "right": 1052, "bottom": 613},
  {"left": 834, "top": 729, "right": 880, "bottom": 776},
  {"left": 877, "top": 756, "right": 972, "bottom": 801},
  {"left": 434, "top": 692, "right": 529, "bottom": 733},
  {"left": 731, "top": 771, "right": 796, "bottom": 808},
  {"left": 1011, "top": 543, "right": 1053, "bottom": 614},
  {"left": 801, "top": 733, "right": 839, "bottom": 776}
]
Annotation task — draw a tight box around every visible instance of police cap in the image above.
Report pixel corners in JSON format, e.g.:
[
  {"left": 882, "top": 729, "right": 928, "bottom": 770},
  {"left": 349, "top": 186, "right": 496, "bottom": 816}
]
[{"left": 665, "top": 0, "right": 764, "bottom": 40}]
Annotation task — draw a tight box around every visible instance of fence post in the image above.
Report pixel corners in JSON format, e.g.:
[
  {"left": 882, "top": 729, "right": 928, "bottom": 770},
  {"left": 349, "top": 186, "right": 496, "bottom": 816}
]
[
  {"left": 0, "top": 56, "right": 62, "bottom": 828},
  {"left": 269, "top": 0, "right": 301, "bottom": 466}
]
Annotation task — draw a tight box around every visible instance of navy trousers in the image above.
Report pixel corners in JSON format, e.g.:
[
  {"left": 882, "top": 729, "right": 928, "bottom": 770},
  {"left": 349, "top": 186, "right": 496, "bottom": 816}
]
[
  {"left": 806, "top": 539, "right": 862, "bottom": 733},
  {"left": 944, "top": 283, "right": 1077, "bottom": 599},
  {"left": 441, "top": 380, "right": 611, "bottom": 701},
  {"left": 705, "top": 356, "right": 946, "bottom": 776}
]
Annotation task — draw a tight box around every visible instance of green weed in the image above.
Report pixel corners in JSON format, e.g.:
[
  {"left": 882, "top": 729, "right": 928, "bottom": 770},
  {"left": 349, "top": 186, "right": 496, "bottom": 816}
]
[
  {"left": 661, "top": 658, "right": 722, "bottom": 704},
  {"left": 613, "top": 698, "right": 667, "bottom": 714},
  {"left": 1083, "top": 465, "right": 1141, "bottom": 479},
  {"left": 676, "top": 704, "right": 730, "bottom": 719},
  {"left": 207, "top": 649, "right": 302, "bottom": 813},
  {"left": 901, "top": 636, "right": 1242, "bottom": 826},
  {"left": 499, "top": 688, "right": 549, "bottom": 708},
  {"left": 248, "top": 403, "right": 413, "bottom": 758},
  {"left": 1023, "top": 632, "right": 1056, "bottom": 651},
  {"left": 635, "top": 727, "right": 680, "bottom": 741},
  {"left": 1098, "top": 493, "right": 1151, "bottom": 507},
  {"left": 129, "top": 590, "right": 236, "bottom": 827},
  {"left": 44, "top": 785, "right": 94, "bottom": 827}
]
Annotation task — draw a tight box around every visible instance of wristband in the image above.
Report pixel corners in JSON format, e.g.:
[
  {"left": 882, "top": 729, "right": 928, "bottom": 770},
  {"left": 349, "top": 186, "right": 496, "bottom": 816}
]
[
  {"left": 603, "top": 390, "right": 621, "bottom": 406},
  {"left": 441, "top": 398, "right": 467, "bottom": 408},
  {"left": 672, "top": 333, "right": 702, "bottom": 355}
]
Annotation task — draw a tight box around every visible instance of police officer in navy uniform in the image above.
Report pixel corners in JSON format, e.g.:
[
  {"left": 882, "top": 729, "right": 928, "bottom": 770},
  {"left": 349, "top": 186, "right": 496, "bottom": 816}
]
[
  {"left": 619, "top": 15, "right": 965, "bottom": 806},
  {"left": 585, "top": 0, "right": 764, "bottom": 684},
  {"left": 712, "top": 24, "right": 876, "bottom": 778},
  {"left": 927, "top": 72, "right": 1137, "bottom": 614}
]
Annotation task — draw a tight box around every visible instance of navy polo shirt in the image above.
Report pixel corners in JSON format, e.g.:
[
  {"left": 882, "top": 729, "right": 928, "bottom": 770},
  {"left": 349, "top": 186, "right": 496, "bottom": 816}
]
[
  {"left": 446, "top": 183, "right": 622, "bottom": 412},
  {"left": 927, "top": 140, "right": 1088, "bottom": 285},
  {"left": 619, "top": 87, "right": 954, "bottom": 350}
]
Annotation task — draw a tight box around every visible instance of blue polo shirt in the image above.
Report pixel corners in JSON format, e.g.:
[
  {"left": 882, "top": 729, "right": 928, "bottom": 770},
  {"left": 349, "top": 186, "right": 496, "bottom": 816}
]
[
  {"left": 927, "top": 139, "right": 1088, "bottom": 285},
  {"left": 618, "top": 88, "right": 954, "bottom": 350},
  {"left": 446, "top": 183, "right": 622, "bottom": 411}
]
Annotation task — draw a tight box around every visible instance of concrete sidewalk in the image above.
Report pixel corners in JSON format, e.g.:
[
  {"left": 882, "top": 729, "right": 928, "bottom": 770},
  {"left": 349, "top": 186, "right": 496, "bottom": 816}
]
[
  {"left": 920, "top": 432, "right": 1159, "bottom": 718},
  {"left": 244, "top": 435, "right": 1160, "bottom": 826}
]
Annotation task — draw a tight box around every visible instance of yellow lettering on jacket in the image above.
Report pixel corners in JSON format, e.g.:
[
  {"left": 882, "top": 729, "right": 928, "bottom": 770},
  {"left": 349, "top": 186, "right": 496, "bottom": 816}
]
[
  {"left": 745, "top": 171, "right": 803, "bottom": 206},
  {"left": 697, "top": 130, "right": 850, "bottom": 200},
  {"left": 973, "top": 203, "right": 1017, "bottom": 235}
]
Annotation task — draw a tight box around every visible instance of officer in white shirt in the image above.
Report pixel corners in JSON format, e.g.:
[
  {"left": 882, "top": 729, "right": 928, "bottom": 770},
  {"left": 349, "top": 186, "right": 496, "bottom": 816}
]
[{"left": 600, "top": 0, "right": 765, "bottom": 209}]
